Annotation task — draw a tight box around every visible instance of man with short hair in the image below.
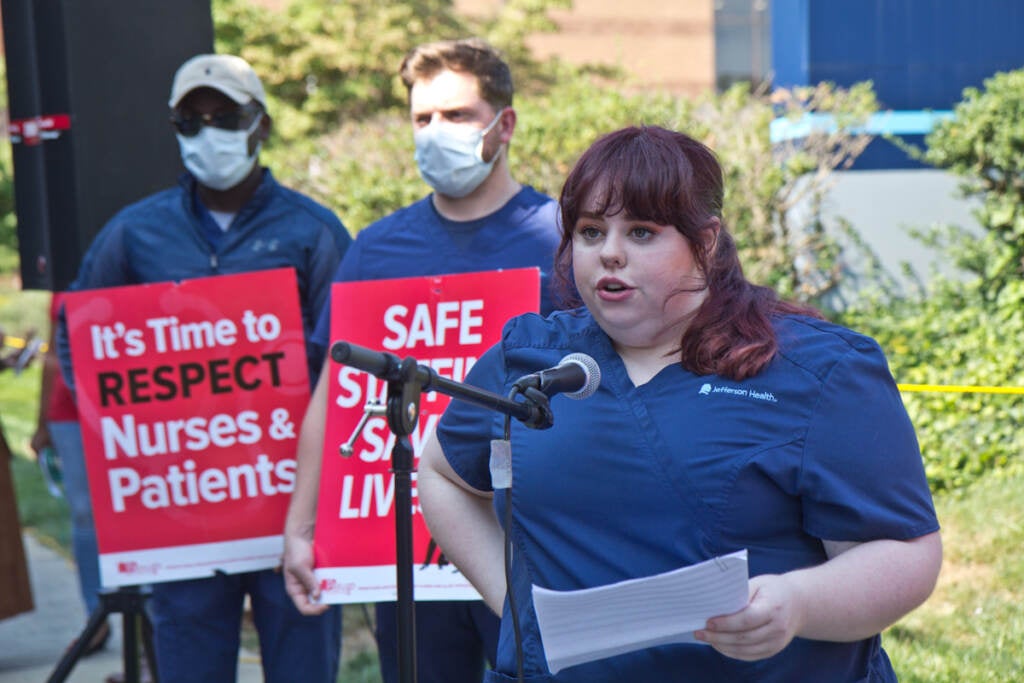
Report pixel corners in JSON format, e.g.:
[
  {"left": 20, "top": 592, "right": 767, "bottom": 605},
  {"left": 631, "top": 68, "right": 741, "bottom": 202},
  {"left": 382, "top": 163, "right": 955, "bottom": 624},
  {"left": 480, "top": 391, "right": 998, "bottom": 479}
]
[
  {"left": 61, "top": 53, "right": 350, "bottom": 683},
  {"left": 283, "top": 38, "right": 560, "bottom": 683}
]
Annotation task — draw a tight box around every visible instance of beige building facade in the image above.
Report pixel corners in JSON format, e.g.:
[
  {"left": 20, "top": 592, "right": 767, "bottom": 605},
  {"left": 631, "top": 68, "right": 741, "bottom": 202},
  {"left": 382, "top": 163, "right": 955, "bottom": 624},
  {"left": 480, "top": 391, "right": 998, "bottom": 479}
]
[
  {"left": 250, "top": 0, "right": 729, "bottom": 96},
  {"left": 457, "top": 0, "right": 716, "bottom": 96}
]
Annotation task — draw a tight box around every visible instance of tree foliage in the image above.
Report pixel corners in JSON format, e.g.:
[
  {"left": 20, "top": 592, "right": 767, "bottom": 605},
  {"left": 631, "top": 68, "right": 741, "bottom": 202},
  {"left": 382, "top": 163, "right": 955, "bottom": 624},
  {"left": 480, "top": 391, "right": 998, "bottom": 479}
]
[
  {"left": 921, "top": 69, "right": 1024, "bottom": 300},
  {"left": 212, "top": 0, "right": 570, "bottom": 144},
  {"left": 0, "top": 58, "right": 18, "bottom": 257},
  {"left": 214, "top": 0, "right": 468, "bottom": 141},
  {"left": 689, "top": 81, "right": 878, "bottom": 302},
  {"left": 842, "top": 68, "right": 1024, "bottom": 492}
]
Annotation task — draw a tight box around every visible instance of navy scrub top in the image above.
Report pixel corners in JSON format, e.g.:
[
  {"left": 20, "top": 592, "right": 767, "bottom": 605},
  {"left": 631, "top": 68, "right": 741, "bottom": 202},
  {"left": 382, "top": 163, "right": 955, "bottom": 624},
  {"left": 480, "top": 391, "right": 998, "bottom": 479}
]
[{"left": 438, "top": 308, "right": 939, "bottom": 683}]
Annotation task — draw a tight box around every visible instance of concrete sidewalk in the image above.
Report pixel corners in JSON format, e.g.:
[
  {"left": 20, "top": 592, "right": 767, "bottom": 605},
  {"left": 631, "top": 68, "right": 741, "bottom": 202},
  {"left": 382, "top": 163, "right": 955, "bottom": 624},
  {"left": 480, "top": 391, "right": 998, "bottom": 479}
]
[{"left": 0, "top": 534, "right": 263, "bottom": 682}]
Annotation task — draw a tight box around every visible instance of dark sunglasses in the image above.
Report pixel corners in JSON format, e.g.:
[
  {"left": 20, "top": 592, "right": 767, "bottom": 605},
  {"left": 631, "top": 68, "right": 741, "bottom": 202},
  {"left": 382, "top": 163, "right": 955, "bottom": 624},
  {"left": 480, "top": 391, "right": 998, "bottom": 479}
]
[{"left": 170, "top": 102, "right": 262, "bottom": 137}]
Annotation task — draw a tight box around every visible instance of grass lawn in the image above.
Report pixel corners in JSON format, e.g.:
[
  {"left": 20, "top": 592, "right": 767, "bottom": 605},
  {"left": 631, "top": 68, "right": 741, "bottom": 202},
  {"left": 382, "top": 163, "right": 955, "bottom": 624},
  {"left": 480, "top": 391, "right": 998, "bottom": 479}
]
[
  {"left": 3, "top": 284, "right": 1022, "bottom": 681},
  {"left": 884, "top": 471, "right": 1024, "bottom": 682}
]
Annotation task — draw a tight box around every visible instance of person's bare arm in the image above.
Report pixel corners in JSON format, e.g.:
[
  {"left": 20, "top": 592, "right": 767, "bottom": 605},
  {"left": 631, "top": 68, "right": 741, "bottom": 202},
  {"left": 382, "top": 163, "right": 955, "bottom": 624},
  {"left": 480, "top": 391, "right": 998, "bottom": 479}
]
[
  {"left": 418, "top": 432, "right": 506, "bottom": 614},
  {"left": 696, "top": 532, "right": 942, "bottom": 660},
  {"left": 283, "top": 359, "right": 331, "bottom": 615},
  {"left": 31, "top": 326, "right": 59, "bottom": 456}
]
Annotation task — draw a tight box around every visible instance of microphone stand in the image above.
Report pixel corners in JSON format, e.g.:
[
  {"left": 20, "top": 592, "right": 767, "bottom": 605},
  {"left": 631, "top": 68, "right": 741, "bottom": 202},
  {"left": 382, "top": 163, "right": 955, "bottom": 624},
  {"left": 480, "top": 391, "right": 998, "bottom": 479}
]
[
  {"left": 48, "top": 585, "right": 156, "bottom": 683},
  {"left": 329, "top": 341, "right": 554, "bottom": 683}
]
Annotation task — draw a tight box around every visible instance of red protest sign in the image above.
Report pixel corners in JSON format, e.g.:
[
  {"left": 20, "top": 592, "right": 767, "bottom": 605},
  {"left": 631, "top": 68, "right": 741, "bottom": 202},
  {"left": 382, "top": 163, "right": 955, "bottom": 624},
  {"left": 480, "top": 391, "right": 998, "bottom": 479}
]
[
  {"left": 313, "top": 268, "right": 540, "bottom": 603},
  {"left": 65, "top": 269, "right": 309, "bottom": 586}
]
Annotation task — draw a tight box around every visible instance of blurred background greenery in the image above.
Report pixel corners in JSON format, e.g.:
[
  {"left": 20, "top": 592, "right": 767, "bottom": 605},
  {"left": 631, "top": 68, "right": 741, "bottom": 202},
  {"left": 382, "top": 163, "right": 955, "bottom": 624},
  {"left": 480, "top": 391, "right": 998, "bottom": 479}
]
[{"left": 2, "top": 0, "right": 1023, "bottom": 679}]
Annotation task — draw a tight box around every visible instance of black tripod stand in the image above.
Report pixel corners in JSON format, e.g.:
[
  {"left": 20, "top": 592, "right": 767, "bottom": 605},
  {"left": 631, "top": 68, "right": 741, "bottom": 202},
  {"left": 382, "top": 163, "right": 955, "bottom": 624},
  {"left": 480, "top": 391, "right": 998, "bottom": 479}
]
[
  {"left": 330, "top": 341, "right": 553, "bottom": 683},
  {"left": 48, "top": 585, "right": 157, "bottom": 683}
]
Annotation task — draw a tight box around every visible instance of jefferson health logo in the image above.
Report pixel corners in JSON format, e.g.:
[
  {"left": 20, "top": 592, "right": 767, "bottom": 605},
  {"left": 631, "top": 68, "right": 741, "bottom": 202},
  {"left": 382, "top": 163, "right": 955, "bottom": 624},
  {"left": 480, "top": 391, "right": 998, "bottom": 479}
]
[{"left": 698, "top": 383, "right": 778, "bottom": 403}]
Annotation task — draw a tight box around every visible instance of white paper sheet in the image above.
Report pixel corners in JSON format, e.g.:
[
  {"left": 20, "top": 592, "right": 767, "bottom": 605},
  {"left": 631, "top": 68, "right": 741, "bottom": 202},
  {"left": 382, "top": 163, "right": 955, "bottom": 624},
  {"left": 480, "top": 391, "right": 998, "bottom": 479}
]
[{"left": 531, "top": 549, "right": 749, "bottom": 674}]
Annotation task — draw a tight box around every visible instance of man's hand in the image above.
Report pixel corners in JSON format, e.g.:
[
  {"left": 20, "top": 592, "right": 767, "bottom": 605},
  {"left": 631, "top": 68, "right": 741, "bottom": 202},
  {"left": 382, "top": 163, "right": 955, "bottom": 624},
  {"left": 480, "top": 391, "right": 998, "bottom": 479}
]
[
  {"left": 31, "top": 425, "right": 52, "bottom": 457},
  {"left": 283, "top": 531, "right": 329, "bottom": 615}
]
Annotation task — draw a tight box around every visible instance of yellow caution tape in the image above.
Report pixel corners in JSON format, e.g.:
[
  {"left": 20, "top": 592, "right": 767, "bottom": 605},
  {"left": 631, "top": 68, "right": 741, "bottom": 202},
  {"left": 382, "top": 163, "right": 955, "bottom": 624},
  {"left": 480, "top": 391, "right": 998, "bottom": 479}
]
[
  {"left": 898, "top": 384, "right": 1024, "bottom": 395},
  {"left": 4, "top": 336, "right": 29, "bottom": 349},
  {"left": 1, "top": 336, "right": 48, "bottom": 354}
]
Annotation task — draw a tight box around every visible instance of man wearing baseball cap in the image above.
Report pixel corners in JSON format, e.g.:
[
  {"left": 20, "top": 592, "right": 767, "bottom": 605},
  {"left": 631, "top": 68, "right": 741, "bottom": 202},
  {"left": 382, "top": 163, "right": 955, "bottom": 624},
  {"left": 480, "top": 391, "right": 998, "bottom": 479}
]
[
  {"left": 60, "top": 53, "right": 349, "bottom": 683},
  {"left": 168, "top": 54, "right": 271, "bottom": 200}
]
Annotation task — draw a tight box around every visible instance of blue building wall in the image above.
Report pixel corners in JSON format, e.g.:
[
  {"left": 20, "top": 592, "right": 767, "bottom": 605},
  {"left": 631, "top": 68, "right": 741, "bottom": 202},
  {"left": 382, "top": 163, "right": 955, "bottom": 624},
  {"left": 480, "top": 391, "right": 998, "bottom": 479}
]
[{"left": 771, "top": 0, "right": 1024, "bottom": 168}]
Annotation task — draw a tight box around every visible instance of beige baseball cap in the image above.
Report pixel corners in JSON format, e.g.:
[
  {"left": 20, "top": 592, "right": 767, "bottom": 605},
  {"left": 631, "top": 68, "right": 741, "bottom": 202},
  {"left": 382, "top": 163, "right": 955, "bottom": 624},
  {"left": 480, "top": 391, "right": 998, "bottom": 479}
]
[{"left": 169, "top": 54, "right": 267, "bottom": 109}]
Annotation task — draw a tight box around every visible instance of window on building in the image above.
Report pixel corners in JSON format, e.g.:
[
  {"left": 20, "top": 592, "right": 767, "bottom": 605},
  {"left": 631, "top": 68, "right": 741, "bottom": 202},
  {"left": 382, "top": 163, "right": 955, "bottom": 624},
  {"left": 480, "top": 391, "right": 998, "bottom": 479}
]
[{"left": 715, "top": 0, "right": 771, "bottom": 91}]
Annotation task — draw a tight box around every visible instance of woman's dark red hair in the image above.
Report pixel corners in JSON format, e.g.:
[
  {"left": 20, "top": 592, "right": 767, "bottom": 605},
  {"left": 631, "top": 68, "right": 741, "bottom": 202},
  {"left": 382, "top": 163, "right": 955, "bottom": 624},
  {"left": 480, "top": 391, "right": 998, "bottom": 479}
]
[{"left": 555, "top": 125, "right": 819, "bottom": 380}]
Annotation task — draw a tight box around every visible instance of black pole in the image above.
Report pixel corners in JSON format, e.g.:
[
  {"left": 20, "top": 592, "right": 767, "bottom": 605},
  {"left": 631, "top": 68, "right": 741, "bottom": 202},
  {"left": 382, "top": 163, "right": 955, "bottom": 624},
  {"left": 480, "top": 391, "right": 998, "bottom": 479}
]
[
  {"left": 391, "top": 435, "right": 417, "bottom": 683},
  {"left": 384, "top": 356, "right": 426, "bottom": 683},
  {"left": 0, "top": 0, "right": 55, "bottom": 290}
]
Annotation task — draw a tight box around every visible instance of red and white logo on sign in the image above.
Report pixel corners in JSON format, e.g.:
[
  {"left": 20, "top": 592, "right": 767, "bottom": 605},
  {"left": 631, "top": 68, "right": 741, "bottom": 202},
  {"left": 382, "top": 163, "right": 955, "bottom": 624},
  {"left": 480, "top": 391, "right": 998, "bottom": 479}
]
[
  {"left": 117, "top": 561, "right": 161, "bottom": 576},
  {"left": 318, "top": 578, "right": 356, "bottom": 596},
  {"left": 9, "top": 113, "right": 72, "bottom": 146}
]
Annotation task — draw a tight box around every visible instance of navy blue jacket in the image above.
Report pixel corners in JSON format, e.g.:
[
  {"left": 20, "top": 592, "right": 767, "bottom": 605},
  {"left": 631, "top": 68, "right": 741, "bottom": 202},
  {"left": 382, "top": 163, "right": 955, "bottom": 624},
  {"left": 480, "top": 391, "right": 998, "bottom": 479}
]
[{"left": 59, "top": 169, "right": 351, "bottom": 385}]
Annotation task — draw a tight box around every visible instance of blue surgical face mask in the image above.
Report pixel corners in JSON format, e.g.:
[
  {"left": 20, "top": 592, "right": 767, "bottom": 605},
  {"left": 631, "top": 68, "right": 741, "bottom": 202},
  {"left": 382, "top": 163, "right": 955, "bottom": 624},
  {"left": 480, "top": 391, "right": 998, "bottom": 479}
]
[
  {"left": 413, "top": 110, "right": 504, "bottom": 198},
  {"left": 176, "top": 112, "right": 263, "bottom": 191}
]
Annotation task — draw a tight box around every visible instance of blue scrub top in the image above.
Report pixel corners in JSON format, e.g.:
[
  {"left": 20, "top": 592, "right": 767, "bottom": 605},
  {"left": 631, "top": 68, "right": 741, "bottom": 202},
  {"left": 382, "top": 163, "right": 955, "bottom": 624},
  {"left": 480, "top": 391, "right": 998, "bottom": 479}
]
[
  {"left": 438, "top": 308, "right": 939, "bottom": 682},
  {"left": 310, "top": 186, "right": 560, "bottom": 354}
]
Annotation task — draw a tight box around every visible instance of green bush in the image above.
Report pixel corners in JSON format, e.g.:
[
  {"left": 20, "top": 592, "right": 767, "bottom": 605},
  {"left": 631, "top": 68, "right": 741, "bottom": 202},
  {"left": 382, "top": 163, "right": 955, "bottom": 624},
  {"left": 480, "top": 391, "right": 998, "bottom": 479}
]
[
  {"left": 0, "top": 57, "right": 18, "bottom": 256},
  {"left": 841, "top": 68, "right": 1024, "bottom": 491},
  {"left": 842, "top": 279, "right": 1024, "bottom": 492},
  {"left": 922, "top": 69, "right": 1024, "bottom": 299}
]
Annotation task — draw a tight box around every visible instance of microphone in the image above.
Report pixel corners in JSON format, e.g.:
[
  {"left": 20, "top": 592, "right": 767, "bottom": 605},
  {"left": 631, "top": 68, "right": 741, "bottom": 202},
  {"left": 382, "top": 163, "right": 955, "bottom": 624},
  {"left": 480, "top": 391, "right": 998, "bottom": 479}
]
[{"left": 513, "top": 353, "right": 601, "bottom": 400}]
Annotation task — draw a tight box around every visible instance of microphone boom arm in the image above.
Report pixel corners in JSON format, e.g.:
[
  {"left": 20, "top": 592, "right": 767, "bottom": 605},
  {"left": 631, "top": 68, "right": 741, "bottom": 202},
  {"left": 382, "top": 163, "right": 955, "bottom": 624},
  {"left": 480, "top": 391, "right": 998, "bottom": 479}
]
[{"left": 330, "top": 341, "right": 555, "bottom": 430}]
